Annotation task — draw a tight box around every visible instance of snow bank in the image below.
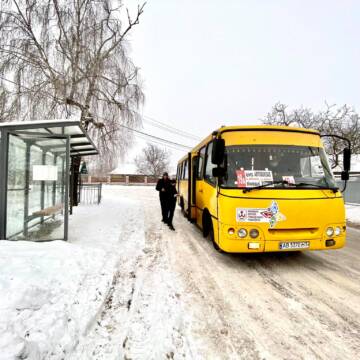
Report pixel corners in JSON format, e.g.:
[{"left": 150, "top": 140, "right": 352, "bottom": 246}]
[
  {"left": 0, "top": 240, "right": 116, "bottom": 359},
  {"left": 346, "top": 204, "right": 360, "bottom": 225}
]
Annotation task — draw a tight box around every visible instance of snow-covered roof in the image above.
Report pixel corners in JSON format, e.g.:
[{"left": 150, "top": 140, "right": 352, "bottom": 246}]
[
  {"left": 110, "top": 163, "right": 140, "bottom": 175},
  {"left": 0, "top": 119, "right": 98, "bottom": 156},
  {"left": 0, "top": 118, "right": 78, "bottom": 127}
]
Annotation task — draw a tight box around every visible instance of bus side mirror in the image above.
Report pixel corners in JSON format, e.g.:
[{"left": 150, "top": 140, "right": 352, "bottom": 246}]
[
  {"left": 341, "top": 147, "right": 351, "bottom": 181},
  {"left": 343, "top": 147, "right": 351, "bottom": 172},
  {"left": 212, "top": 167, "right": 226, "bottom": 178},
  {"left": 211, "top": 138, "right": 225, "bottom": 165}
]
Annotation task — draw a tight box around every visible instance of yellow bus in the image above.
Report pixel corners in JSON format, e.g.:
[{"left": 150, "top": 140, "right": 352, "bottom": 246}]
[{"left": 177, "top": 125, "right": 351, "bottom": 253}]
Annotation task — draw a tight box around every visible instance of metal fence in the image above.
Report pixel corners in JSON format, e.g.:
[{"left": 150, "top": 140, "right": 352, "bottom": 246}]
[
  {"left": 337, "top": 177, "right": 360, "bottom": 204},
  {"left": 79, "top": 183, "right": 102, "bottom": 205}
]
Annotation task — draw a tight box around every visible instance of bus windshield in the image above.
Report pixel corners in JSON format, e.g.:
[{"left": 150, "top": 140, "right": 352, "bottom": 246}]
[{"left": 221, "top": 145, "right": 336, "bottom": 189}]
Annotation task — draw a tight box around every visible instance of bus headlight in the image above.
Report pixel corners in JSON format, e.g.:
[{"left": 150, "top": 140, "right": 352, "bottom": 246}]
[
  {"left": 228, "top": 227, "right": 235, "bottom": 235},
  {"left": 249, "top": 229, "right": 259, "bottom": 239},
  {"left": 334, "top": 226, "right": 341, "bottom": 236},
  {"left": 238, "top": 228, "right": 247, "bottom": 238},
  {"left": 326, "top": 227, "right": 334, "bottom": 237}
]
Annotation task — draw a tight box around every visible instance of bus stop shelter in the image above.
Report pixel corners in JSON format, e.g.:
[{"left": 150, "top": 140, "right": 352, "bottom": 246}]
[{"left": 0, "top": 120, "right": 98, "bottom": 241}]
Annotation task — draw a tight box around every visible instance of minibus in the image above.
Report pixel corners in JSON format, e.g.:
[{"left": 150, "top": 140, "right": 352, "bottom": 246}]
[{"left": 177, "top": 125, "right": 351, "bottom": 253}]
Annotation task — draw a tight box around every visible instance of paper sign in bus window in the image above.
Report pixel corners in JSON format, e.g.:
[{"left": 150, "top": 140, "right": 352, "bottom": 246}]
[
  {"left": 236, "top": 169, "right": 246, "bottom": 187},
  {"left": 282, "top": 175, "right": 295, "bottom": 184},
  {"left": 235, "top": 169, "right": 273, "bottom": 188}
]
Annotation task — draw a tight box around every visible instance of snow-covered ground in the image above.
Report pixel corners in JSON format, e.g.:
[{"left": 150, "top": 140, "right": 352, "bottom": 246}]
[
  {"left": 0, "top": 186, "right": 188, "bottom": 360},
  {"left": 346, "top": 204, "right": 360, "bottom": 225},
  {"left": 1, "top": 185, "right": 360, "bottom": 360},
  {"left": 0, "top": 186, "right": 132, "bottom": 359},
  {"left": 0, "top": 241, "right": 116, "bottom": 359}
]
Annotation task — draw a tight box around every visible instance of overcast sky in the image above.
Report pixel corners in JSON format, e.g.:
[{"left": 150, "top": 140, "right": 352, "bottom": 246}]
[{"left": 123, "top": 0, "right": 360, "bottom": 170}]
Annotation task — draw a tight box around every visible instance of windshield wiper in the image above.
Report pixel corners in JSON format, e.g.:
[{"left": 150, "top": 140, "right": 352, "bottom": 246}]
[
  {"left": 243, "top": 181, "right": 339, "bottom": 193},
  {"left": 289, "top": 182, "right": 338, "bottom": 193},
  {"left": 243, "top": 180, "right": 288, "bottom": 193}
]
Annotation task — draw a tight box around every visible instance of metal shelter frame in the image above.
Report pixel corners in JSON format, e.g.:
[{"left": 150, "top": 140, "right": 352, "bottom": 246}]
[{"left": 0, "top": 120, "right": 98, "bottom": 241}]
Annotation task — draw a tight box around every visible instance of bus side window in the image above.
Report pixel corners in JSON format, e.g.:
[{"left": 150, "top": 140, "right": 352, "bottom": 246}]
[
  {"left": 197, "top": 147, "right": 206, "bottom": 179},
  {"left": 181, "top": 160, "right": 187, "bottom": 180},
  {"left": 184, "top": 160, "right": 188, "bottom": 180},
  {"left": 204, "top": 142, "right": 216, "bottom": 185}
]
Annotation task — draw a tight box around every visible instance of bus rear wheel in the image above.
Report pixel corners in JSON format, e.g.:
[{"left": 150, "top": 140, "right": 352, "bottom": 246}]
[
  {"left": 202, "top": 211, "right": 210, "bottom": 237},
  {"left": 179, "top": 196, "right": 184, "bottom": 210}
]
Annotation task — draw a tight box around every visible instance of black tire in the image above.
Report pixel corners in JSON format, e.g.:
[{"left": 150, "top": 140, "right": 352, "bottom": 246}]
[
  {"left": 203, "top": 213, "right": 223, "bottom": 253},
  {"left": 209, "top": 221, "right": 222, "bottom": 252},
  {"left": 179, "top": 197, "right": 187, "bottom": 218},
  {"left": 179, "top": 196, "right": 184, "bottom": 210},
  {"left": 202, "top": 211, "right": 210, "bottom": 237}
]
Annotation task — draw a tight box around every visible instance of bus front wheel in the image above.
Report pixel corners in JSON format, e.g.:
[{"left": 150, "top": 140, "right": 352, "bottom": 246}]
[
  {"left": 209, "top": 223, "right": 219, "bottom": 251},
  {"left": 203, "top": 213, "right": 222, "bottom": 253}
]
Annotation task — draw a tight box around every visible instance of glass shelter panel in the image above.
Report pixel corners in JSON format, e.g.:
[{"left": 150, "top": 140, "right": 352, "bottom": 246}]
[
  {"left": 6, "top": 134, "right": 68, "bottom": 241},
  {"left": 6, "top": 136, "right": 26, "bottom": 236}
]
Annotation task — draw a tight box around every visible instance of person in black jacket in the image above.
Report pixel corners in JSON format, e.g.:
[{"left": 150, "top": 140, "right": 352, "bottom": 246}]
[
  {"left": 167, "top": 179, "right": 178, "bottom": 231},
  {"left": 156, "top": 172, "right": 171, "bottom": 223}
]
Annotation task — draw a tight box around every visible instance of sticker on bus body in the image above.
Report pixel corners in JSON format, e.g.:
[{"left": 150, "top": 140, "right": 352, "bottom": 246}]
[
  {"left": 235, "top": 169, "right": 273, "bottom": 188},
  {"left": 236, "top": 200, "right": 286, "bottom": 228}
]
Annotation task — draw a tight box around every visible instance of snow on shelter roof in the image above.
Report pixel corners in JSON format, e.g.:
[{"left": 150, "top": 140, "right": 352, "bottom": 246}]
[{"left": 0, "top": 119, "right": 98, "bottom": 156}]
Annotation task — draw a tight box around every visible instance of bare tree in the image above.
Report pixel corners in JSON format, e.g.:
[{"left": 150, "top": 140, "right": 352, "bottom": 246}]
[
  {"left": 135, "top": 144, "right": 171, "bottom": 177},
  {"left": 263, "top": 102, "right": 360, "bottom": 168},
  {"left": 0, "top": 0, "right": 145, "bottom": 158}
]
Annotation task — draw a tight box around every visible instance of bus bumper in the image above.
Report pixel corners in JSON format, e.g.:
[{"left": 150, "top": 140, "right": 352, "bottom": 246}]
[{"left": 218, "top": 228, "right": 346, "bottom": 253}]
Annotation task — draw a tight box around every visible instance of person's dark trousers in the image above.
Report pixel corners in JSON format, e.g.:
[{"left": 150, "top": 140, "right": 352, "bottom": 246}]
[
  {"left": 168, "top": 201, "right": 176, "bottom": 226},
  {"left": 160, "top": 197, "right": 169, "bottom": 223}
]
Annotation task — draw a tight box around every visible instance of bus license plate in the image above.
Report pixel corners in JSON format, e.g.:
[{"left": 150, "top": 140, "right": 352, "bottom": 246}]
[{"left": 279, "top": 241, "right": 310, "bottom": 250}]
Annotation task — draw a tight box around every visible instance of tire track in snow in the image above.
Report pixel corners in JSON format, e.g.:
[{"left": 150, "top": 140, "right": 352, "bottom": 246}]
[
  {"left": 68, "top": 200, "right": 145, "bottom": 359},
  {"left": 121, "top": 209, "right": 192, "bottom": 359}
]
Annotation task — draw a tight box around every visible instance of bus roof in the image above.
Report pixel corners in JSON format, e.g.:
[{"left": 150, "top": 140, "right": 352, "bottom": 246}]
[{"left": 177, "top": 125, "right": 320, "bottom": 163}]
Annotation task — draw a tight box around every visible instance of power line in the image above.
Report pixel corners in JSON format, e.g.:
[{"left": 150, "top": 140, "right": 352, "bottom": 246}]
[
  {"left": 96, "top": 114, "right": 193, "bottom": 151},
  {"left": 133, "top": 133, "right": 187, "bottom": 152},
  {"left": 117, "top": 123, "right": 192, "bottom": 150},
  {"left": 1, "top": 75, "right": 195, "bottom": 151},
  {"left": 143, "top": 115, "right": 202, "bottom": 141}
]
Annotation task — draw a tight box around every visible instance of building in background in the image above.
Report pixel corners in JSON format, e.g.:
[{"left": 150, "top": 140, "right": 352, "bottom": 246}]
[{"left": 108, "top": 163, "right": 157, "bottom": 185}]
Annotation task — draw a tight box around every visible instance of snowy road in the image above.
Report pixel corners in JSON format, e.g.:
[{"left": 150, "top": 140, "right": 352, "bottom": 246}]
[{"left": 69, "top": 185, "right": 360, "bottom": 360}]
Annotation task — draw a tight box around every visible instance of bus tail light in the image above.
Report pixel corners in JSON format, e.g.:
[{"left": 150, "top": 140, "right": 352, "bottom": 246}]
[{"left": 249, "top": 229, "right": 259, "bottom": 238}]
